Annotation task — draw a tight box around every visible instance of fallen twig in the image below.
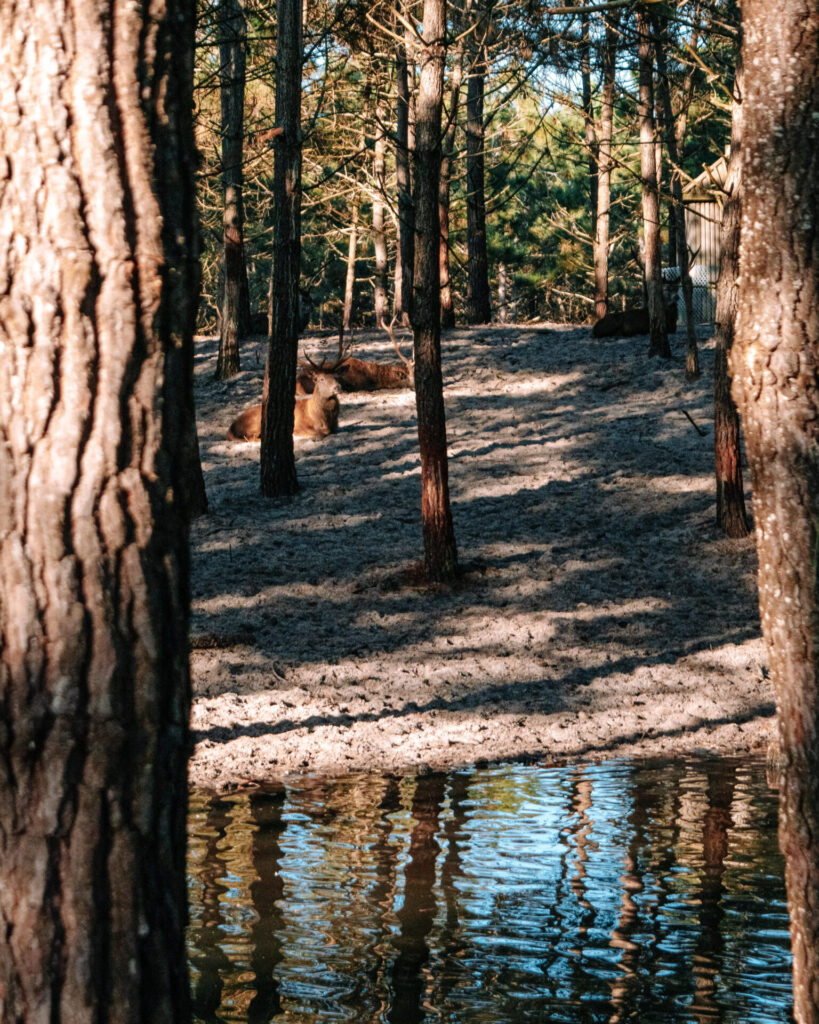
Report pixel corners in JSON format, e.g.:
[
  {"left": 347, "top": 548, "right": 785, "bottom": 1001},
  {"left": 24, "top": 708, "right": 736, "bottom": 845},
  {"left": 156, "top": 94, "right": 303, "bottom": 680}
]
[{"left": 680, "top": 408, "right": 706, "bottom": 436}]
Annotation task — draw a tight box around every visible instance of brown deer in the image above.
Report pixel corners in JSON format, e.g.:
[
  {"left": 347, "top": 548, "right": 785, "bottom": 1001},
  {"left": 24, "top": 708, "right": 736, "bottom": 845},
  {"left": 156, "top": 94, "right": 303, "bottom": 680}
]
[
  {"left": 592, "top": 280, "right": 679, "bottom": 338},
  {"left": 300, "top": 318, "right": 414, "bottom": 392},
  {"left": 227, "top": 373, "right": 341, "bottom": 441}
]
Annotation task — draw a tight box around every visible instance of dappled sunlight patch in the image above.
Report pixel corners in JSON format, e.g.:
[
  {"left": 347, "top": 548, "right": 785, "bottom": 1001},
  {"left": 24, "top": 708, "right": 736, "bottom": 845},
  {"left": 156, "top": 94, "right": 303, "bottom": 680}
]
[
  {"left": 552, "top": 594, "right": 673, "bottom": 620},
  {"left": 447, "top": 373, "right": 583, "bottom": 399},
  {"left": 641, "top": 473, "right": 714, "bottom": 493}
]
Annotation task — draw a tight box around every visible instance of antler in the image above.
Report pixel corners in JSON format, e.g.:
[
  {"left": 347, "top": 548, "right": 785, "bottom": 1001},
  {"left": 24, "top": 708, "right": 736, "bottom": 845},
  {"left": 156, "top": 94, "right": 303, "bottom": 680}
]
[
  {"left": 302, "top": 326, "right": 353, "bottom": 372},
  {"left": 382, "top": 315, "right": 414, "bottom": 370}
]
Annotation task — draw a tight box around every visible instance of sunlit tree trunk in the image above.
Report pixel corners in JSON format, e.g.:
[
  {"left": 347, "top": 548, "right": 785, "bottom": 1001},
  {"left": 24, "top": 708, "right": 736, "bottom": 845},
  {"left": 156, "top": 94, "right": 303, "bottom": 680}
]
[
  {"left": 594, "top": 13, "right": 617, "bottom": 320},
  {"left": 636, "top": 6, "right": 669, "bottom": 358},
  {"left": 412, "top": 0, "right": 458, "bottom": 582},
  {"left": 395, "top": 5, "right": 414, "bottom": 325},
  {"left": 465, "top": 37, "right": 491, "bottom": 324},
  {"left": 216, "top": 0, "right": 249, "bottom": 379},
  {"left": 652, "top": 7, "right": 699, "bottom": 379},
  {"left": 0, "top": 0, "right": 197, "bottom": 1015},
  {"left": 343, "top": 194, "right": 360, "bottom": 331},
  {"left": 713, "top": 58, "right": 749, "bottom": 538},
  {"left": 497, "top": 263, "right": 510, "bottom": 322},
  {"left": 373, "top": 96, "right": 390, "bottom": 328},
  {"left": 439, "top": 36, "right": 465, "bottom": 330},
  {"left": 260, "top": 0, "right": 302, "bottom": 497},
  {"left": 580, "top": 5, "right": 598, "bottom": 232},
  {"left": 730, "top": 1, "right": 819, "bottom": 1018}
]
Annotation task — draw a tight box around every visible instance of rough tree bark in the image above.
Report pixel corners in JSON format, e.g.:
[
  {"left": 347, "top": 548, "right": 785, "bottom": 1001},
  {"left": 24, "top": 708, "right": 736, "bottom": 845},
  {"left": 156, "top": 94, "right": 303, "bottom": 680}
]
[
  {"left": 260, "top": 0, "right": 302, "bottom": 497},
  {"left": 713, "top": 59, "right": 749, "bottom": 538},
  {"left": 730, "top": 0, "right": 819, "bottom": 1018},
  {"left": 216, "top": 0, "right": 250, "bottom": 379},
  {"left": 594, "top": 12, "right": 618, "bottom": 320},
  {"left": 395, "top": 5, "right": 414, "bottom": 325},
  {"left": 412, "top": 0, "right": 459, "bottom": 582},
  {"left": 465, "top": 31, "right": 492, "bottom": 324},
  {"left": 651, "top": 8, "right": 699, "bottom": 379},
  {"left": 0, "top": 0, "right": 197, "bottom": 1016},
  {"left": 636, "top": 6, "right": 670, "bottom": 358}
]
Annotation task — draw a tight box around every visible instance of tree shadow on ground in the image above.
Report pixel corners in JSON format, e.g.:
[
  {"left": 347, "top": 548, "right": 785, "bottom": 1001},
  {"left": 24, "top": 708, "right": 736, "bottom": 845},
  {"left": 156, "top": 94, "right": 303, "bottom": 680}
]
[{"left": 189, "top": 324, "right": 759, "bottom": 730}]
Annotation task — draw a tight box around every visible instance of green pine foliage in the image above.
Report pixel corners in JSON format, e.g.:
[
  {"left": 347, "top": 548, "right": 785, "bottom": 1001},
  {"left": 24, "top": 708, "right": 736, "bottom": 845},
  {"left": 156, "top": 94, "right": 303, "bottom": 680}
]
[{"left": 193, "top": 0, "right": 738, "bottom": 331}]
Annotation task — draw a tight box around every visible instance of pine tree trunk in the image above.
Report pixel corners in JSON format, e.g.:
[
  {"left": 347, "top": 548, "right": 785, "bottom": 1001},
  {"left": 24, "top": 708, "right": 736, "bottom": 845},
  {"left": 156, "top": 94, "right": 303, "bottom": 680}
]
[
  {"left": 373, "top": 98, "right": 390, "bottom": 328},
  {"left": 652, "top": 8, "right": 699, "bottom": 379},
  {"left": 730, "top": 2, "right": 819, "bottom": 1018},
  {"left": 412, "top": 0, "right": 458, "bottom": 583},
  {"left": 713, "top": 60, "right": 749, "bottom": 539},
  {"left": 594, "top": 13, "right": 617, "bottom": 321},
  {"left": 395, "top": 8, "right": 414, "bottom": 325},
  {"left": 497, "top": 263, "right": 509, "bottom": 322},
  {"left": 580, "top": 6, "right": 598, "bottom": 232},
  {"left": 0, "top": 0, "right": 196, "bottom": 1015},
  {"left": 636, "top": 7, "right": 670, "bottom": 358},
  {"left": 466, "top": 41, "right": 491, "bottom": 323},
  {"left": 260, "top": 0, "right": 302, "bottom": 497},
  {"left": 343, "top": 197, "right": 360, "bottom": 331},
  {"left": 216, "top": 0, "right": 249, "bottom": 379},
  {"left": 439, "top": 37, "right": 464, "bottom": 330}
]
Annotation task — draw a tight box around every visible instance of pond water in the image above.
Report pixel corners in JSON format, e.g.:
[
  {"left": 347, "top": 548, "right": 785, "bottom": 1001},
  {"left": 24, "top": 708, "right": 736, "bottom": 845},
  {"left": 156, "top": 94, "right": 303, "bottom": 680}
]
[{"left": 187, "top": 756, "right": 793, "bottom": 1023}]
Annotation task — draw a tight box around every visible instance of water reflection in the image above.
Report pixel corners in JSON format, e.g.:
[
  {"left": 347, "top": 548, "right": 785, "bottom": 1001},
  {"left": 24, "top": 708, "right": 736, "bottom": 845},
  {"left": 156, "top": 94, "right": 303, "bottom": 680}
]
[{"left": 187, "top": 757, "right": 792, "bottom": 1023}]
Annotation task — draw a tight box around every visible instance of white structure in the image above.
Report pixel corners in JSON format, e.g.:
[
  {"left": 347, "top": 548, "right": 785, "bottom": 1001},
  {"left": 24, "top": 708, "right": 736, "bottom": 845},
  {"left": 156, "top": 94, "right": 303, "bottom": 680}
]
[{"left": 681, "top": 154, "right": 729, "bottom": 325}]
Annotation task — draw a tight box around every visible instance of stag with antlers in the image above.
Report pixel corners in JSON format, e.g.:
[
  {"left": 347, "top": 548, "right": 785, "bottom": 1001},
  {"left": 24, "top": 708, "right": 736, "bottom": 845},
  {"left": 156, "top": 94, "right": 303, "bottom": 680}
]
[{"left": 300, "top": 318, "right": 414, "bottom": 392}]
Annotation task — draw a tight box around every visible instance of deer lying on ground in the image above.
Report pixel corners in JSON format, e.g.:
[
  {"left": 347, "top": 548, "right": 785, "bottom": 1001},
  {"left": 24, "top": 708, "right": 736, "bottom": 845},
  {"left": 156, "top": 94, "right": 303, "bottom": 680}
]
[
  {"left": 592, "top": 281, "right": 679, "bottom": 338},
  {"left": 299, "top": 318, "right": 414, "bottom": 392},
  {"left": 227, "top": 373, "right": 341, "bottom": 441}
]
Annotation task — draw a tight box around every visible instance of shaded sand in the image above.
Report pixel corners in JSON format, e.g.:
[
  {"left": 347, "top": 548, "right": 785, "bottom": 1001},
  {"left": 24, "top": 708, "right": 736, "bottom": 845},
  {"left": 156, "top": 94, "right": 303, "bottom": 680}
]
[{"left": 188, "top": 323, "right": 771, "bottom": 790}]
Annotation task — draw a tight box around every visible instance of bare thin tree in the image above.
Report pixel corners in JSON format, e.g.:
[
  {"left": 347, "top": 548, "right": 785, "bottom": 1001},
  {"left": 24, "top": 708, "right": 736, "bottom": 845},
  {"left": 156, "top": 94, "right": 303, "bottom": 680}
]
[
  {"left": 343, "top": 194, "right": 360, "bottom": 330},
  {"left": 216, "top": 0, "right": 250, "bottom": 379},
  {"left": 651, "top": 7, "right": 699, "bottom": 379},
  {"left": 593, "top": 11, "right": 618, "bottom": 320},
  {"left": 439, "top": 24, "right": 466, "bottom": 329},
  {"left": 412, "top": 0, "right": 459, "bottom": 582},
  {"left": 260, "top": 0, "right": 302, "bottom": 497},
  {"left": 395, "top": 3, "right": 415, "bottom": 325},
  {"left": 635, "top": 5, "right": 670, "bottom": 358},
  {"left": 465, "top": 8, "right": 492, "bottom": 324},
  {"left": 713, "top": 58, "right": 749, "bottom": 538},
  {"left": 373, "top": 93, "right": 390, "bottom": 328}
]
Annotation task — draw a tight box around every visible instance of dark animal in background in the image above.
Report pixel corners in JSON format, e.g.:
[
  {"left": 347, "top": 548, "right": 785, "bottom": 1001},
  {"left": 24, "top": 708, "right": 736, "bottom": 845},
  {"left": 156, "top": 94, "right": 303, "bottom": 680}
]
[
  {"left": 247, "top": 289, "right": 313, "bottom": 337},
  {"left": 227, "top": 372, "right": 341, "bottom": 441},
  {"left": 592, "top": 281, "right": 679, "bottom": 339}
]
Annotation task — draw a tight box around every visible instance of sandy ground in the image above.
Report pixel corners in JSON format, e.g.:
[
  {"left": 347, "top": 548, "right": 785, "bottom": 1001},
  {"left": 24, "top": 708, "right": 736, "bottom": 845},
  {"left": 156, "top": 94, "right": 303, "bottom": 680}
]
[{"left": 188, "top": 322, "right": 773, "bottom": 791}]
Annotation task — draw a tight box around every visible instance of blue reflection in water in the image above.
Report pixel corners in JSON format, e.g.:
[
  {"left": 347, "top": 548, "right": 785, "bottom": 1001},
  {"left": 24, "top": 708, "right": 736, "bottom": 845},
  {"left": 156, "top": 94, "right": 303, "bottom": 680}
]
[{"left": 187, "top": 757, "right": 793, "bottom": 1023}]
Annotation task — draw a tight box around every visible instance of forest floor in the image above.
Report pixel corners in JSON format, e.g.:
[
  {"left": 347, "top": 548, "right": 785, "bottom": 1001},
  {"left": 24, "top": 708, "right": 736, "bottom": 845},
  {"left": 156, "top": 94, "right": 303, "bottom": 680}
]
[{"left": 188, "top": 321, "right": 773, "bottom": 791}]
